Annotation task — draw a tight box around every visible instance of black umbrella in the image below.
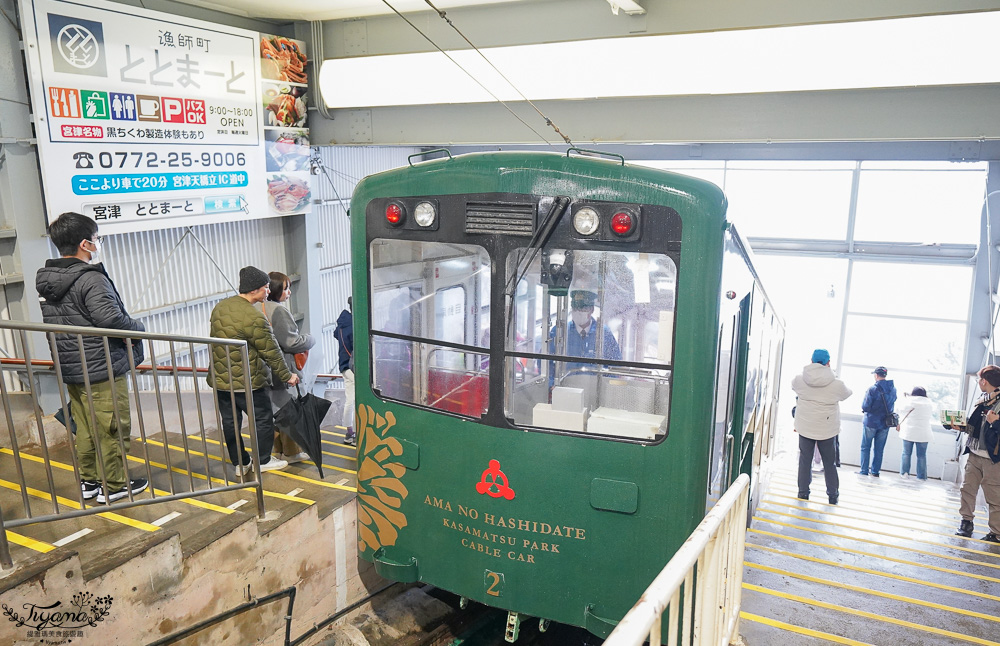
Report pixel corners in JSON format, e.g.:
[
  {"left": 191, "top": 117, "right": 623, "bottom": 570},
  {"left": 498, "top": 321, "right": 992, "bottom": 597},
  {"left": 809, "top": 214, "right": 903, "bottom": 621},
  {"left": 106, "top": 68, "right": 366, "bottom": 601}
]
[{"left": 273, "top": 385, "right": 332, "bottom": 478}]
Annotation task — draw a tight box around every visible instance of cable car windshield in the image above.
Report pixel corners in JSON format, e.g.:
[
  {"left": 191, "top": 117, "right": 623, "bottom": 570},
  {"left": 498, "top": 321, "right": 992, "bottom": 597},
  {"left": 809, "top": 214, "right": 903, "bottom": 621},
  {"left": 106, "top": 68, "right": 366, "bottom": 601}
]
[
  {"left": 505, "top": 248, "right": 676, "bottom": 441},
  {"left": 369, "top": 239, "right": 491, "bottom": 417}
]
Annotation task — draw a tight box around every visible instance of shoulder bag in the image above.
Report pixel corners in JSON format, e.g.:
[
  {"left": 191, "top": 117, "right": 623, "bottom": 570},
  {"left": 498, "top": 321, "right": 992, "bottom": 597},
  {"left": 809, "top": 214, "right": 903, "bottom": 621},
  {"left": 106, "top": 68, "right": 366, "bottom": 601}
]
[{"left": 879, "top": 390, "right": 899, "bottom": 428}]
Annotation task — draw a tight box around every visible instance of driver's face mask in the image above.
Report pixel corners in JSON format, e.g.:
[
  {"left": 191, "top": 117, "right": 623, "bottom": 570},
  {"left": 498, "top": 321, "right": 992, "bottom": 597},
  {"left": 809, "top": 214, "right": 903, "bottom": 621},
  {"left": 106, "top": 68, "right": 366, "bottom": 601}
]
[{"left": 571, "top": 310, "right": 592, "bottom": 329}]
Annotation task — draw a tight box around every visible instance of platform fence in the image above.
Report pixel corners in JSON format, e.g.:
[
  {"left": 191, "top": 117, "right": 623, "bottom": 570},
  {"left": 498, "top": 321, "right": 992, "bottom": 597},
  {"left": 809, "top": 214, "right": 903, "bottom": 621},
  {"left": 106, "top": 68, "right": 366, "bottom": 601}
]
[
  {"left": 0, "top": 319, "right": 268, "bottom": 570},
  {"left": 604, "top": 473, "right": 750, "bottom": 646}
]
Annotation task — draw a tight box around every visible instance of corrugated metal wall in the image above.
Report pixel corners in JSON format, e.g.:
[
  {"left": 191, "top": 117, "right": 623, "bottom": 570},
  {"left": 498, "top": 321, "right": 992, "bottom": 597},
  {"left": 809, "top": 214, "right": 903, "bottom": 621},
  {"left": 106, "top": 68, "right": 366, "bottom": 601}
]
[
  {"left": 101, "top": 217, "right": 288, "bottom": 389},
  {"left": 313, "top": 146, "right": 422, "bottom": 377}
]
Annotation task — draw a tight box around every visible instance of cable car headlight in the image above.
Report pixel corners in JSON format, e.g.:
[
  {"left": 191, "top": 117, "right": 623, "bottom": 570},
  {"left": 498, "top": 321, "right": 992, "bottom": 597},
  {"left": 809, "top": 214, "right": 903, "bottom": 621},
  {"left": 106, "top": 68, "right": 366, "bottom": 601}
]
[
  {"left": 573, "top": 207, "right": 600, "bottom": 235},
  {"left": 414, "top": 201, "right": 436, "bottom": 227}
]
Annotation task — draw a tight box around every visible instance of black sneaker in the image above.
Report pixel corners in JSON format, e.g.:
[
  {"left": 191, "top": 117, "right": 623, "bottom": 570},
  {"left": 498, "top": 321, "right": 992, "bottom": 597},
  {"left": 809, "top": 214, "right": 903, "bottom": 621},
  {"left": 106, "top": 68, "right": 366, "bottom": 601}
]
[
  {"left": 956, "top": 519, "right": 974, "bottom": 537},
  {"left": 829, "top": 495, "right": 839, "bottom": 505},
  {"left": 97, "top": 478, "right": 149, "bottom": 504},
  {"left": 984, "top": 532, "right": 1000, "bottom": 543},
  {"left": 81, "top": 480, "right": 100, "bottom": 500},
  {"left": 871, "top": 473, "right": 880, "bottom": 478}
]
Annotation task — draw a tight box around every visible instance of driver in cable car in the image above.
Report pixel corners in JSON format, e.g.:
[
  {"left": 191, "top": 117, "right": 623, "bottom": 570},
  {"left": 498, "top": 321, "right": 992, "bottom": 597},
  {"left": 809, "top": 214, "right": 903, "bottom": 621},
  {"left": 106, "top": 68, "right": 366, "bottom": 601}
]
[{"left": 550, "top": 289, "right": 622, "bottom": 365}]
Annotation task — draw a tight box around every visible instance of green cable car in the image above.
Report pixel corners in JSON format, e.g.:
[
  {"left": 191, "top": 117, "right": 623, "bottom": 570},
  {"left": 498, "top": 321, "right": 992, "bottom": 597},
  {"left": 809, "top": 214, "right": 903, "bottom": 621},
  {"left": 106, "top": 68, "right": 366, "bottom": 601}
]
[{"left": 350, "top": 150, "right": 783, "bottom": 641}]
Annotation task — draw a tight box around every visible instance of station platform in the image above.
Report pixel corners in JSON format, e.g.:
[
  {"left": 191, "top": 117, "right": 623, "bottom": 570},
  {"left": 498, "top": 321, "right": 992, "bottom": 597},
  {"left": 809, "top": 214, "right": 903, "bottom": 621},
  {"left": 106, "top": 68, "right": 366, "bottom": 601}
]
[
  {"left": 742, "top": 456, "right": 1000, "bottom": 646},
  {"left": 0, "top": 415, "right": 379, "bottom": 645}
]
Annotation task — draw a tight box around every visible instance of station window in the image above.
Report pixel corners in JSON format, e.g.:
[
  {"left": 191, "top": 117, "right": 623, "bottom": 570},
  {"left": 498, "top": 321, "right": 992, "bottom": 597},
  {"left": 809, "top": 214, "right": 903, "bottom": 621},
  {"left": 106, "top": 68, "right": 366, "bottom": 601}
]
[
  {"left": 503, "top": 248, "right": 677, "bottom": 440},
  {"left": 369, "top": 239, "right": 490, "bottom": 418}
]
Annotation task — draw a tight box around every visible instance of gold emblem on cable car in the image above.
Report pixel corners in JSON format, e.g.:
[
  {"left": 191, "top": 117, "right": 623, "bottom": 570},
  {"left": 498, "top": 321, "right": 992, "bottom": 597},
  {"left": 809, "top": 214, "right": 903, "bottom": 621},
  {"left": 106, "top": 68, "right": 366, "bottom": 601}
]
[{"left": 356, "top": 404, "right": 409, "bottom": 553}]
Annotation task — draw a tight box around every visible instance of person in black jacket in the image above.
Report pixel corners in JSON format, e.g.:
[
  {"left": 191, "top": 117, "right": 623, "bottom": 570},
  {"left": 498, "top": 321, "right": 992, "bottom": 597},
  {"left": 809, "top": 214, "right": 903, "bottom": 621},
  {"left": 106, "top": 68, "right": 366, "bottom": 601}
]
[
  {"left": 35, "top": 212, "right": 148, "bottom": 504},
  {"left": 953, "top": 365, "right": 1000, "bottom": 542},
  {"left": 335, "top": 298, "right": 355, "bottom": 446}
]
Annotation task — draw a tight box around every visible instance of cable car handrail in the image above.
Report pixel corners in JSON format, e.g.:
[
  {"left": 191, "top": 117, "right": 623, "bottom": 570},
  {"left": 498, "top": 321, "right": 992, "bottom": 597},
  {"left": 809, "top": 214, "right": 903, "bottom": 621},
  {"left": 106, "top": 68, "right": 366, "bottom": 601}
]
[
  {"left": 556, "top": 366, "right": 671, "bottom": 384},
  {"left": 603, "top": 474, "right": 750, "bottom": 646}
]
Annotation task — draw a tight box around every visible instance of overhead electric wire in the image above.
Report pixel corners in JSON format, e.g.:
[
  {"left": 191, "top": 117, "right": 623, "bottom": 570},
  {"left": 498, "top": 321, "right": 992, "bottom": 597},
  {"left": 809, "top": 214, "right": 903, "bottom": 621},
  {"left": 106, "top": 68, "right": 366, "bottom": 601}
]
[
  {"left": 422, "top": 0, "right": 575, "bottom": 147},
  {"left": 379, "top": 0, "right": 561, "bottom": 147}
]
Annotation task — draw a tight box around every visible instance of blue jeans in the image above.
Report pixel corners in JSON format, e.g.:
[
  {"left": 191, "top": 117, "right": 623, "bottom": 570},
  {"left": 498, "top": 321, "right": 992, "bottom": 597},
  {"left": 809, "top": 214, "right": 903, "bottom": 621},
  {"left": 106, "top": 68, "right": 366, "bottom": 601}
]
[
  {"left": 900, "top": 440, "right": 928, "bottom": 480},
  {"left": 860, "top": 425, "right": 890, "bottom": 475}
]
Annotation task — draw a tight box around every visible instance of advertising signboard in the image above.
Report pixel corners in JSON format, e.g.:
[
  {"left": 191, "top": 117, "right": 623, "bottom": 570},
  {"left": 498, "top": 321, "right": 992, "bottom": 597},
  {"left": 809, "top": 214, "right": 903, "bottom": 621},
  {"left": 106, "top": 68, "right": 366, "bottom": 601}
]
[{"left": 20, "top": 0, "right": 311, "bottom": 234}]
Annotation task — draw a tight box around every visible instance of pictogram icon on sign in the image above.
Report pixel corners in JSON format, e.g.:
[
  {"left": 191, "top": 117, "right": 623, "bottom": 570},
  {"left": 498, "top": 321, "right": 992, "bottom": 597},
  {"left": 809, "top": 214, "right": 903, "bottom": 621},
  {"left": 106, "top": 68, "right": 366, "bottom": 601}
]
[
  {"left": 48, "top": 87, "right": 80, "bottom": 119},
  {"left": 476, "top": 459, "right": 515, "bottom": 500},
  {"left": 110, "top": 92, "right": 136, "bottom": 121},
  {"left": 161, "top": 97, "right": 185, "bottom": 124},
  {"left": 184, "top": 99, "right": 206, "bottom": 124},
  {"left": 136, "top": 95, "right": 161, "bottom": 122},
  {"left": 81, "top": 90, "right": 109, "bottom": 119}
]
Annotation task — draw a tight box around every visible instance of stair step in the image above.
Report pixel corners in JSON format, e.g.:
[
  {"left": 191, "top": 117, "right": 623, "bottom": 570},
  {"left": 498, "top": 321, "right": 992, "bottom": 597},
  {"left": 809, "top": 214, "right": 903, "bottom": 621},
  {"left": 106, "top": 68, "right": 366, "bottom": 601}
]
[{"left": 742, "top": 455, "right": 1000, "bottom": 646}]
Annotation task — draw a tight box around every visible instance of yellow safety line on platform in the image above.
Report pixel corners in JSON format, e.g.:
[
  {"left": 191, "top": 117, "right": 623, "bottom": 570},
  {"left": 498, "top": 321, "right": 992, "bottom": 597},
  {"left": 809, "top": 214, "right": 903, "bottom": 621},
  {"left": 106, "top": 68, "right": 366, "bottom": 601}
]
[
  {"left": 769, "top": 473, "right": 966, "bottom": 514},
  {"left": 0, "top": 478, "right": 160, "bottom": 532},
  {"left": 145, "top": 433, "right": 358, "bottom": 478},
  {"left": 756, "top": 504, "right": 1000, "bottom": 562},
  {"left": 321, "top": 438, "right": 359, "bottom": 456},
  {"left": 767, "top": 479, "right": 983, "bottom": 522},
  {"left": 747, "top": 561, "right": 1000, "bottom": 625},
  {"left": 126, "top": 455, "right": 315, "bottom": 506},
  {"left": 743, "top": 583, "right": 1000, "bottom": 646},
  {"left": 748, "top": 516, "right": 1000, "bottom": 582},
  {"left": 767, "top": 479, "right": 987, "bottom": 522},
  {"left": 5, "top": 530, "right": 54, "bottom": 553},
  {"left": 746, "top": 539, "right": 1000, "bottom": 602},
  {"left": 319, "top": 447, "right": 357, "bottom": 462},
  {"left": 2, "top": 448, "right": 233, "bottom": 515},
  {"left": 231, "top": 433, "right": 359, "bottom": 475},
  {"left": 269, "top": 470, "right": 357, "bottom": 492},
  {"left": 739, "top": 612, "right": 875, "bottom": 646}
]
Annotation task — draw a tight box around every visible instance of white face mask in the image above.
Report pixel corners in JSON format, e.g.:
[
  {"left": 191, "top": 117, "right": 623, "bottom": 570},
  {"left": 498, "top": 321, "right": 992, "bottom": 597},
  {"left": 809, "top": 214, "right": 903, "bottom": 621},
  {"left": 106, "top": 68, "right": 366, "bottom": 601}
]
[
  {"left": 86, "top": 238, "right": 103, "bottom": 265},
  {"left": 571, "top": 311, "right": 592, "bottom": 329}
]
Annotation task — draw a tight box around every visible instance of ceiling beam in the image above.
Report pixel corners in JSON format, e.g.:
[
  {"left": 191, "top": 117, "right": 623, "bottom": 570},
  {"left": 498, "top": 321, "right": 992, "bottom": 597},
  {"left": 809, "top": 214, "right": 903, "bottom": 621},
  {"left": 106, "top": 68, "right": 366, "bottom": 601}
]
[{"left": 309, "top": 85, "right": 1000, "bottom": 150}]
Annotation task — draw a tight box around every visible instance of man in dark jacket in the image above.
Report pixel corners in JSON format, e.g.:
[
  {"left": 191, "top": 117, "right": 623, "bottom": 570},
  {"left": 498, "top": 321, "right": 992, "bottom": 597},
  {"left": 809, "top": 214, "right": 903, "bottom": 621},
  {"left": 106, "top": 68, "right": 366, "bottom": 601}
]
[
  {"left": 209, "top": 266, "right": 298, "bottom": 472},
  {"left": 859, "top": 366, "right": 896, "bottom": 477},
  {"left": 335, "top": 297, "right": 355, "bottom": 446},
  {"left": 954, "top": 365, "right": 1000, "bottom": 542},
  {"left": 35, "top": 212, "right": 148, "bottom": 504}
]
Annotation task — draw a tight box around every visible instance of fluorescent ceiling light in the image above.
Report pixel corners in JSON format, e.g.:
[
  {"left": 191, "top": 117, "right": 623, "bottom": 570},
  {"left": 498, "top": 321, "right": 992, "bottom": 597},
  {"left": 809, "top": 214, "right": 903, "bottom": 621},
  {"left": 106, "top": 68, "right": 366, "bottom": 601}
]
[{"left": 320, "top": 11, "right": 1000, "bottom": 109}]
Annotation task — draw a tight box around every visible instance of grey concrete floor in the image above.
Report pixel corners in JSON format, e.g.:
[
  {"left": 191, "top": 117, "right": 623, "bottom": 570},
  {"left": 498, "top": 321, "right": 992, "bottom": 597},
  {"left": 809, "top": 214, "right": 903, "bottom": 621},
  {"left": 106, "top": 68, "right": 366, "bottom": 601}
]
[{"left": 740, "top": 452, "right": 1000, "bottom": 646}]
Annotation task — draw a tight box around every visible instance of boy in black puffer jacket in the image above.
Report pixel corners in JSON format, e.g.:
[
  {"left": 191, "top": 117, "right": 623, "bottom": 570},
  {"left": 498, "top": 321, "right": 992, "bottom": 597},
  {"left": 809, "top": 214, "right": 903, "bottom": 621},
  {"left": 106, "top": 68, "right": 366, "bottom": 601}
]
[{"left": 35, "top": 212, "right": 147, "bottom": 504}]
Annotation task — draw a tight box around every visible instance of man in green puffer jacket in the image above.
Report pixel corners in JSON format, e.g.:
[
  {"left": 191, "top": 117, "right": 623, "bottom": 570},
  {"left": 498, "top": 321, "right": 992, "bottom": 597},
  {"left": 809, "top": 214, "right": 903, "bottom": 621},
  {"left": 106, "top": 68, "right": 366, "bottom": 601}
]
[{"left": 210, "top": 266, "right": 299, "bottom": 473}]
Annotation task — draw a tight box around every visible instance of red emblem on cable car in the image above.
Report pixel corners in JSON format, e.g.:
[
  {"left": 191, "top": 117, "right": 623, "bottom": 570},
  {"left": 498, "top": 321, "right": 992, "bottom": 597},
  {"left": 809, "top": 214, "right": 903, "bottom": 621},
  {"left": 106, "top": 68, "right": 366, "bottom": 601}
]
[{"left": 476, "top": 459, "right": 515, "bottom": 500}]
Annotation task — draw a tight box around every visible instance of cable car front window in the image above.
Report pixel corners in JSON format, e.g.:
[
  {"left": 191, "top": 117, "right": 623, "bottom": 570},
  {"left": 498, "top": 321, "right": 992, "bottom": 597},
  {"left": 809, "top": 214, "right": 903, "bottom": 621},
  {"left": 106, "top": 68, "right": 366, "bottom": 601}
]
[
  {"left": 504, "top": 248, "right": 677, "bottom": 440},
  {"left": 370, "top": 239, "right": 491, "bottom": 418}
]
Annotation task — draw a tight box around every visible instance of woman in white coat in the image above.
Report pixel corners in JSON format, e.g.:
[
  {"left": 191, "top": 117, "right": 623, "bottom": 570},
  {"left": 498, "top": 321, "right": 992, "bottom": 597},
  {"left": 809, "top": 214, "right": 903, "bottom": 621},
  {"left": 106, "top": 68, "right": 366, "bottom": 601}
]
[
  {"left": 791, "top": 349, "right": 853, "bottom": 504},
  {"left": 896, "top": 386, "right": 935, "bottom": 480}
]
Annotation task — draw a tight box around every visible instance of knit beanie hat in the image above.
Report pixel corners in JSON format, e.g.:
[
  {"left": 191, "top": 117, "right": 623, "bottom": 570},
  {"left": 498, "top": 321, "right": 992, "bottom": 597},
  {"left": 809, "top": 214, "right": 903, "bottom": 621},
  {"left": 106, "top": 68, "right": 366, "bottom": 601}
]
[
  {"left": 811, "top": 348, "right": 830, "bottom": 365},
  {"left": 238, "top": 266, "right": 269, "bottom": 294}
]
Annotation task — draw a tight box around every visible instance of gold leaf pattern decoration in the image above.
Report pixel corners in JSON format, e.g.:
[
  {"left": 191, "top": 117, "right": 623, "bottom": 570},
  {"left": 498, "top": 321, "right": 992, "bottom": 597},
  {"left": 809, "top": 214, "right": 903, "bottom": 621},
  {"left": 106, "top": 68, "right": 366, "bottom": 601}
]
[{"left": 356, "top": 403, "right": 409, "bottom": 554}]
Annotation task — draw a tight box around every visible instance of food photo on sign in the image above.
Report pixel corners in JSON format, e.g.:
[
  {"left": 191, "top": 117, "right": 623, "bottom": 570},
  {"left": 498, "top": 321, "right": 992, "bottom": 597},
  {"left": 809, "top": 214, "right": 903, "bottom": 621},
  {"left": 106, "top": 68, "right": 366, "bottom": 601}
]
[
  {"left": 260, "top": 34, "right": 308, "bottom": 84},
  {"left": 266, "top": 173, "right": 311, "bottom": 215},
  {"left": 265, "top": 129, "right": 310, "bottom": 172},
  {"left": 263, "top": 83, "right": 308, "bottom": 128}
]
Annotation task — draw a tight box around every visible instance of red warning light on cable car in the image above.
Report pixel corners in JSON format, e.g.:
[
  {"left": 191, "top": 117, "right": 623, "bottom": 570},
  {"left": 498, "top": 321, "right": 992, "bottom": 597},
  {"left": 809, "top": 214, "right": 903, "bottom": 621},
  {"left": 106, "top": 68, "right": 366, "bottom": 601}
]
[
  {"left": 611, "top": 211, "right": 634, "bottom": 236},
  {"left": 386, "top": 203, "right": 404, "bottom": 225}
]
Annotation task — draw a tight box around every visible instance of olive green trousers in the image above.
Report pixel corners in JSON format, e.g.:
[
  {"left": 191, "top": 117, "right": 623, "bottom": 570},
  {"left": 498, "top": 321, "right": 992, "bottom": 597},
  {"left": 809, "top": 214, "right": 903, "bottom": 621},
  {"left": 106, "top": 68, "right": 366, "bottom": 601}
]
[{"left": 68, "top": 377, "right": 131, "bottom": 491}]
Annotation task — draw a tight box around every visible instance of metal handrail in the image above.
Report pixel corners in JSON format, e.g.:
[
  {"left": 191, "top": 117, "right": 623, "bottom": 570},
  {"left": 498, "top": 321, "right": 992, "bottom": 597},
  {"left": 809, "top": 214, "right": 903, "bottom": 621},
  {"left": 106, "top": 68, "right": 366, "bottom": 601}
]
[
  {"left": 0, "top": 319, "right": 269, "bottom": 570},
  {"left": 1, "top": 357, "right": 210, "bottom": 374},
  {"left": 604, "top": 474, "right": 750, "bottom": 646}
]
